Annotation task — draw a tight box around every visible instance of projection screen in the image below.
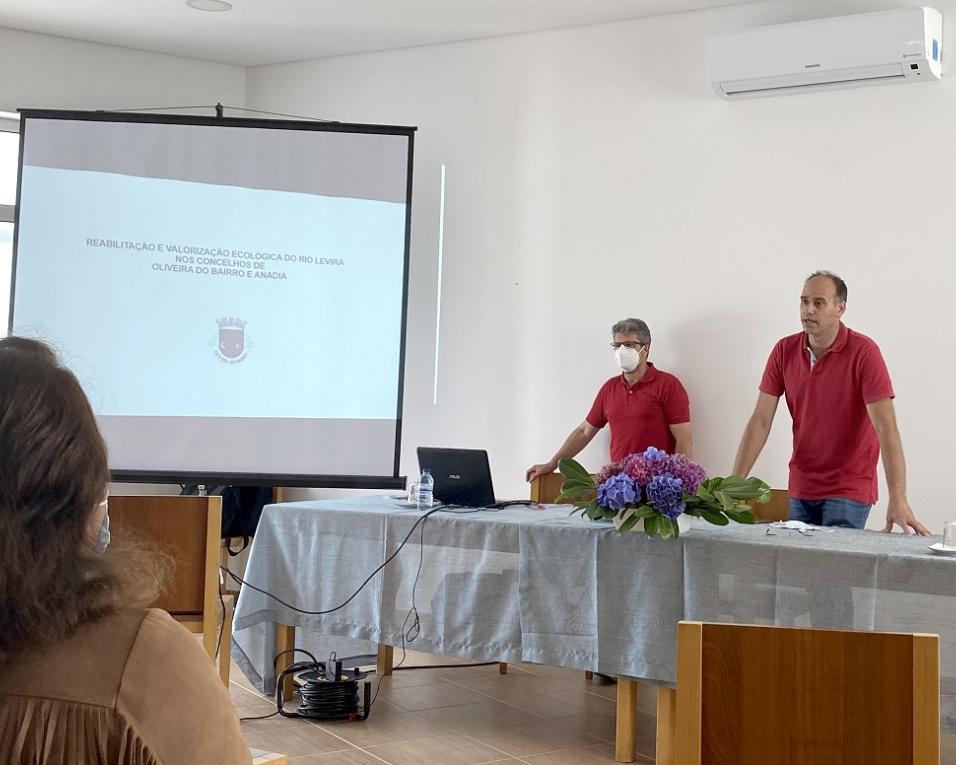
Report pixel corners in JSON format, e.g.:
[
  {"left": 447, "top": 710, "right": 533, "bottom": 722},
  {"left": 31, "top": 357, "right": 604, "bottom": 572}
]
[{"left": 11, "top": 110, "right": 414, "bottom": 488}]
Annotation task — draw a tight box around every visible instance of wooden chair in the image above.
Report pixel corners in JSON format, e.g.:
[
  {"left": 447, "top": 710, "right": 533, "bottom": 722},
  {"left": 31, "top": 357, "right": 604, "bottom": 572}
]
[
  {"left": 746, "top": 487, "right": 790, "bottom": 522},
  {"left": 108, "top": 495, "right": 233, "bottom": 685},
  {"left": 529, "top": 472, "right": 569, "bottom": 504},
  {"left": 674, "top": 621, "right": 940, "bottom": 765}
]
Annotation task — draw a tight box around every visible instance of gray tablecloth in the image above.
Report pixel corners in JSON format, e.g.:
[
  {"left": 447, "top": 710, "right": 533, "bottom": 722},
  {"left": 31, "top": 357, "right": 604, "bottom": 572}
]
[{"left": 232, "top": 497, "right": 956, "bottom": 728}]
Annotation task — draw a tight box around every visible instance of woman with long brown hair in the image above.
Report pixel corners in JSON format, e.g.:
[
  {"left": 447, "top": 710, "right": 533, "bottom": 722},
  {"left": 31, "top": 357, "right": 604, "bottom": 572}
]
[{"left": 0, "top": 337, "right": 250, "bottom": 764}]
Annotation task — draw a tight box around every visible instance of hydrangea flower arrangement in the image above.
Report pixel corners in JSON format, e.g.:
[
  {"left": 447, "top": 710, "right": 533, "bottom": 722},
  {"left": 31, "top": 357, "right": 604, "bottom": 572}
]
[{"left": 558, "top": 447, "right": 769, "bottom": 538}]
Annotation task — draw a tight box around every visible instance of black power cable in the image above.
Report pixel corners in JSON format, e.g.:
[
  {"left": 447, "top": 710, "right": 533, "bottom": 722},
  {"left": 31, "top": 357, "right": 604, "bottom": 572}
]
[
  {"left": 222, "top": 505, "right": 512, "bottom": 619},
  {"left": 228, "top": 505, "right": 513, "bottom": 723},
  {"left": 220, "top": 506, "right": 445, "bottom": 615},
  {"left": 276, "top": 653, "right": 371, "bottom": 722}
]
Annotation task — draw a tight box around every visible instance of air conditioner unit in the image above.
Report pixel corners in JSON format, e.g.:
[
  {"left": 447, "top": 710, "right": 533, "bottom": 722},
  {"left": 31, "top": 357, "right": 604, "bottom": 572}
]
[{"left": 709, "top": 7, "right": 942, "bottom": 99}]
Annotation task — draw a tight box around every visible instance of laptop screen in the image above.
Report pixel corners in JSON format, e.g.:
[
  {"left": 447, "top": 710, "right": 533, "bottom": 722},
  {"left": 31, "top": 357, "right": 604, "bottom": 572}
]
[{"left": 416, "top": 447, "right": 496, "bottom": 507}]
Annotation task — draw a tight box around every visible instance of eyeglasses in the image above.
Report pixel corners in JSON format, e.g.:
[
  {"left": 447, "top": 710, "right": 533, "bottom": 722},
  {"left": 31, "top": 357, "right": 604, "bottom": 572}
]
[{"left": 610, "top": 342, "right": 646, "bottom": 351}]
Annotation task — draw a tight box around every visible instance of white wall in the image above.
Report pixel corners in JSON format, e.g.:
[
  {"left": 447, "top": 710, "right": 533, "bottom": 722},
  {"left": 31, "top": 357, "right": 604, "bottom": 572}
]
[
  {"left": 245, "top": 0, "right": 956, "bottom": 533},
  {"left": 0, "top": 26, "right": 244, "bottom": 113}
]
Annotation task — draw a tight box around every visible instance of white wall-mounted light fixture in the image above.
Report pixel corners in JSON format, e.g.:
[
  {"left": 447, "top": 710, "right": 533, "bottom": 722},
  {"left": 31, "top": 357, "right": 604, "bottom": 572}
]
[{"left": 185, "top": 0, "right": 233, "bottom": 12}]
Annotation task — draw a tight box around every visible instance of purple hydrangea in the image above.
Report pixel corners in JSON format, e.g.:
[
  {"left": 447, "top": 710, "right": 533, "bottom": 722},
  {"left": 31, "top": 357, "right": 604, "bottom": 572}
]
[
  {"left": 597, "top": 472, "right": 639, "bottom": 511},
  {"left": 618, "top": 447, "right": 707, "bottom": 496},
  {"left": 659, "top": 453, "right": 707, "bottom": 496},
  {"left": 621, "top": 453, "right": 652, "bottom": 485},
  {"left": 596, "top": 462, "right": 623, "bottom": 485},
  {"left": 646, "top": 473, "right": 686, "bottom": 519}
]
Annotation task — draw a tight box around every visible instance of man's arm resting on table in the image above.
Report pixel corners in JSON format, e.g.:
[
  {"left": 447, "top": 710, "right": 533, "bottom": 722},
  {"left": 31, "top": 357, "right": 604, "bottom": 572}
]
[
  {"left": 526, "top": 421, "right": 599, "bottom": 481},
  {"left": 732, "top": 392, "right": 780, "bottom": 477},
  {"left": 669, "top": 422, "right": 694, "bottom": 459},
  {"left": 866, "top": 398, "right": 930, "bottom": 536}
]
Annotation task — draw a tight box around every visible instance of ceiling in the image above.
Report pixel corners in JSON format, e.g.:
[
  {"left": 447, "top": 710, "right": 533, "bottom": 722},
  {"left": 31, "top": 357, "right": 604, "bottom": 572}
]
[{"left": 0, "top": 0, "right": 749, "bottom": 68}]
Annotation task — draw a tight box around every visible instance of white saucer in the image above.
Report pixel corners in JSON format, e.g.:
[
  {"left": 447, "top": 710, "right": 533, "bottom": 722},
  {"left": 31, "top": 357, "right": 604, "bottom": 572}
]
[
  {"left": 928, "top": 543, "right": 956, "bottom": 556},
  {"left": 392, "top": 499, "right": 421, "bottom": 508}
]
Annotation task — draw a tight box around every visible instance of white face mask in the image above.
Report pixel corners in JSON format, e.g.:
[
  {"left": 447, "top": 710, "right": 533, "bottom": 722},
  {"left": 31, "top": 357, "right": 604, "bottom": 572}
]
[
  {"left": 94, "top": 496, "right": 110, "bottom": 554},
  {"left": 615, "top": 345, "right": 642, "bottom": 373}
]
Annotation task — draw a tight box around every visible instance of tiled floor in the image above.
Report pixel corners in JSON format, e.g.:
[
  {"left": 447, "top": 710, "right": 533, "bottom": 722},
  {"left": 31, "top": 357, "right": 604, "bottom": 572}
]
[
  {"left": 232, "top": 651, "right": 956, "bottom": 764},
  {"left": 231, "top": 652, "right": 657, "bottom": 764}
]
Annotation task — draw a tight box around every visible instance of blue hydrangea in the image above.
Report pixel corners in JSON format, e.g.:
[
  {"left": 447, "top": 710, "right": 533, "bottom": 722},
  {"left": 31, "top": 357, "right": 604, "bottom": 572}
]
[
  {"left": 642, "top": 446, "right": 669, "bottom": 462},
  {"left": 597, "top": 472, "right": 638, "bottom": 511},
  {"left": 646, "top": 473, "right": 686, "bottom": 520}
]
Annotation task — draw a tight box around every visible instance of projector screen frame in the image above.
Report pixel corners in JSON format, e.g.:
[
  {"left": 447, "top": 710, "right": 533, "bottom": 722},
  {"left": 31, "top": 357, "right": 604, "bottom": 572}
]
[{"left": 11, "top": 108, "right": 415, "bottom": 491}]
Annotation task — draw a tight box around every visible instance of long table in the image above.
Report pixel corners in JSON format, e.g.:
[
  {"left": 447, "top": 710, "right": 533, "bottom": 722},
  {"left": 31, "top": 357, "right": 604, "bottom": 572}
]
[{"left": 232, "top": 497, "right": 956, "bottom": 761}]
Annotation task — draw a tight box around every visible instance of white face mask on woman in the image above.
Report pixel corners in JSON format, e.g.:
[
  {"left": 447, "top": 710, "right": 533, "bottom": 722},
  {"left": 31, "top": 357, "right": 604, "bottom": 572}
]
[
  {"left": 94, "top": 496, "right": 110, "bottom": 554},
  {"left": 614, "top": 345, "right": 643, "bottom": 373}
]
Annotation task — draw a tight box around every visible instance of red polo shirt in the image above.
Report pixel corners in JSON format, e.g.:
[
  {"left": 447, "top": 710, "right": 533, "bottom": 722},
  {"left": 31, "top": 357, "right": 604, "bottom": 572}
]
[
  {"left": 586, "top": 364, "right": 690, "bottom": 462},
  {"left": 759, "top": 322, "right": 893, "bottom": 504}
]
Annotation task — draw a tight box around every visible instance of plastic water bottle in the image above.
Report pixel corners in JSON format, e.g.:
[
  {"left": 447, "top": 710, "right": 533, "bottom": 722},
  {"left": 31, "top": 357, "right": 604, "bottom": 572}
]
[{"left": 417, "top": 468, "right": 434, "bottom": 509}]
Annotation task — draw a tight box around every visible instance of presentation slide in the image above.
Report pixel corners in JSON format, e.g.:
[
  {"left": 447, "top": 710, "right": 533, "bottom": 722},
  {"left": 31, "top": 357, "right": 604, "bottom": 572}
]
[{"left": 11, "top": 114, "right": 413, "bottom": 482}]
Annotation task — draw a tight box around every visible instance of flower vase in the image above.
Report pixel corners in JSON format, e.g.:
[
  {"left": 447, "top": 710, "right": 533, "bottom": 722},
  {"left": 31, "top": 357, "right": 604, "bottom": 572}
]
[{"left": 612, "top": 508, "right": 693, "bottom": 535}]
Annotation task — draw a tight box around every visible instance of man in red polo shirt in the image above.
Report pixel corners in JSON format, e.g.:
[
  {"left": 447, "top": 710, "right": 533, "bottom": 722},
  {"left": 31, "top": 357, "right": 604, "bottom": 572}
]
[
  {"left": 732, "top": 271, "right": 929, "bottom": 535},
  {"left": 526, "top": 318, "right": 692, "bottom": 481}
]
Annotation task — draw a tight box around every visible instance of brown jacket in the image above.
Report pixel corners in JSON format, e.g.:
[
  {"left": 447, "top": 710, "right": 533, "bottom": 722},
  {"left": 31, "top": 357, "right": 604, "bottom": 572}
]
[{"left": 0, "top": 608, "right": 251, "bottom": 765}]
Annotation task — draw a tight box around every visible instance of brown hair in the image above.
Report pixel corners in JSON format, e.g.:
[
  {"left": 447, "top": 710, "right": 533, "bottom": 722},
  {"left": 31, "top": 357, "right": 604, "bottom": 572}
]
[
  {"left": 0, "top": 337, "right": 165, "bottom": 664},
  {"left": 806, "top": 270, "right": 848, "bottom": 304}
]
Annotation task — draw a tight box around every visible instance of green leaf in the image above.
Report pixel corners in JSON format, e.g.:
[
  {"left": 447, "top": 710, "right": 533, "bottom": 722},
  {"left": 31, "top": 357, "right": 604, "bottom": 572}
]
[
  {"left": 558, "top": 458, "right": 592, "bottom": 485},
  {"left": 561, "top": 475, "right": 593, "bottom": 486},
  {"left": 725, "top": 506, "right": 757, "bottom": 524},
  {"left": 643, "top": 514, "right": 660, "bottom": 537},
  {"left": 559, "top": 484, "right": 596, "bottom": 499},
  {"left": 659, "top": 516, "right": 677, "bottom": 539},
  {"left": 717, "top": 491, "right": 736, "bottom": 514},
  {"left": 705, "top": 475, "right": 771, "bottom": 502},
  {"left": 619, "top": 513, "right": 641, "bottom": 533},
  {"left": 700, "top": 509, "right": 730, "bottom": 526}
]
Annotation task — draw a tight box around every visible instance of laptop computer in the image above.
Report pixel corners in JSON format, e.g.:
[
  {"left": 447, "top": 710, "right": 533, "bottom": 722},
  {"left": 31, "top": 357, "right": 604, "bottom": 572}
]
[{"left": 416, "top": 447, "right": 497, "bottom": 507}]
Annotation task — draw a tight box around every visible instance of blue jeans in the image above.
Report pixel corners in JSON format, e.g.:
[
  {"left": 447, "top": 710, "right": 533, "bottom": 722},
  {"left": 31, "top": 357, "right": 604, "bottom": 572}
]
[{"left": 788, "top": 497, "right": 871, "bottom": 529}]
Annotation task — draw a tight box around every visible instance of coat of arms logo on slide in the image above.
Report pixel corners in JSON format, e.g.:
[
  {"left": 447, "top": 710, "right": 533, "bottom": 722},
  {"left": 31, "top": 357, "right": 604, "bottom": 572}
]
[{"left": 211, "top": 317, "right": 251, "bottom": 363}]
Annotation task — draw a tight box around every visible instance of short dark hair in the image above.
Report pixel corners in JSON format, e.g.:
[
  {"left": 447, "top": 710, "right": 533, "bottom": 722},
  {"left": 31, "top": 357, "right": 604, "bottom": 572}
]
[
  {"left": 611, "top": 318, "right": 651, "bottom": 344},
  {"left": 806, "top": 270, "right": 847, "bottom": 304},
  {"left": 0, "top": 337, "right": 164, "bottom": 665}
]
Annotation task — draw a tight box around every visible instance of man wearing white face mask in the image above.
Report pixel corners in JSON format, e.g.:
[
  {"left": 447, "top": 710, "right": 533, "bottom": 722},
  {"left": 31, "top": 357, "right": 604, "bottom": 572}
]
[{"left": 526, "top": 318, "right": 693, "bottom": 482}]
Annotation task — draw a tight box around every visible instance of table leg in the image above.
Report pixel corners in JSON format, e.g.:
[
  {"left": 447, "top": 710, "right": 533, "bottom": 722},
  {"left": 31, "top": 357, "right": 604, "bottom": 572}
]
[
  {"left": 377, "top": 644, "right": 394, "bottom": 676},
  {"left": 218, "top": 602, "right": 234, "bottom": 687},
  {"left": 656, "top": 687, "right": 677, "bottom": 765},
  {"left": 615, "top": 677, "right": 637, "bottom": 763},
  {"left": 274, "top": 623, "right": 296, "bottom": 702}
]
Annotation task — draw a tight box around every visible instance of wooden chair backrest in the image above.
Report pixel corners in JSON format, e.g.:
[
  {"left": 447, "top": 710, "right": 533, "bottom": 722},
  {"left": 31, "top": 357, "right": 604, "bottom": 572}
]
[
  {"left": 529, "top": 473, "right": 570, "bottom": 504},
  {"left": 676, "top": 621, "right": 940, "bottom": 765},
  {"left": 109, "top": 495, "right": 222, "bottom": 617},
  {"left": 746, "top": 487, "right": 789, "bottom": 522}
]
